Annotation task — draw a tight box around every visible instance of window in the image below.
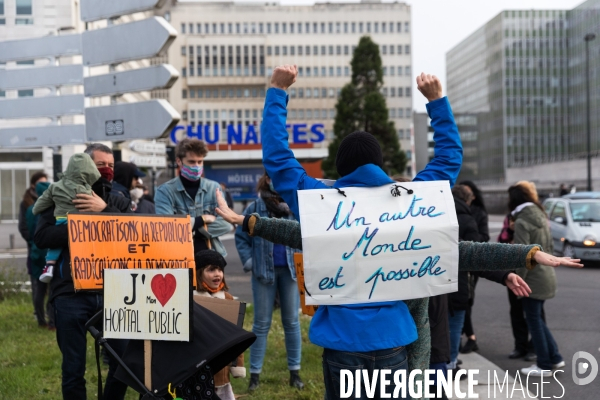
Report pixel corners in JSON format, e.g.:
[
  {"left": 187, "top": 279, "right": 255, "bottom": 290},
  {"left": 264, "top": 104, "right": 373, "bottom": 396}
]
[
  {"left": 275, "top": 46, "right": 280, "bottom": 56},
  {"left": 328, "top": 88, "right": 334, "bottom": 98},
  {"left": 305, "top": 22, "right": 310, "bottom": 33},
  {"left": 306, "top": 66, "right": 310, "bottom": 76},
  {"left": 313, "top": 22, "right": 318, "bottom": 33},
  {"left": 282, "top": 46, "right": 287, "bottom": 56},
  {"left": 182, "top": 67, "right": 187, "bottom": 77},
  {"left": 336, "top": 22, "right": 340, "bottom": 33},
  {"left": 182, "top": 89, "right": 188, "bottom": 99},
  {"left": 307, "top": 109, "right": 312, "bottom": 119},
  {"left": 329, "top": 109, "right": 336, "bottom": 119},
  {"left": 181, "top": 46, "right": 186, "bottom": 56},
  {"left": 382, "top": 45, "right": 387, "bottom": 55},
  {"left": 313, "top": 88, "right": 319, "bottom": 98},
  {"left": 398, "top": 129, "right": 404, "bottom": 139},
  {"left": 282, "top": 22, "right": 287, "bottom": 34},
  {"left": 382, "top": 22, "right": 386, "bottom": 33},
  {"left": 352, "top": 22, "right": 356, "bottom": 33},
  {"left": 390, "top": 45, "right": 394, "bottom": 55},
  {"left": 383, "top": 88, "right": 388, "bottom": 97},
  {"left": 298, "top": 67, "right": 303, "bottom": 76},
  {"left": 406, "top": 87, "right": 411, "bottom": 97},
  {"left": 299, "top": 109, "right": 305, "bottom": 119},
  {"left": 329, "top": 46, "right": 333, "bottom": 55},
  {"left": 189, "top": 23, "right": 194, "bottom": 34},
  {"left": 290, "top": 109, "right": 297, "bottom": 119},
  {"left": 321, "top": 67, "right": 326, "bottom": 76},
  {"left": 329, "top": 67, "right": 334, "bottom": 76},
  {"left": 336, "top": 46, "right": 341, "bottom": 55},
  {"left": 306, "top": 46, "right": 310, "bottom": 55},
  {"left": 390, "top": 66, "right": 395, "bottom": 76},
  {"left": 397, "top": 22, "right": 401, "bottom": 32},
  {"left": 190, "top": 89, "right": 196, "bottom": 98},
  {"left": 182, "top": 111, "right": 188, "bottom": 121},
  {"left": 267, "top": 46, "right": 272, "bottom": 56},
  {"left": 298, "top": 46, "right": 303, "bottom": 55},
  {"left": 244, "top": 89, "right": 249, "bottom": 98},
  {"left": 383, "top": 67, "right": 387, "bottom": 76},
  {"left": 336, "top": 67, "right": 341, "bottom": 76},
  {"left": 181, "top": 23, "right": 186, "bottom": 34},
  {"left": 406, "top": 108, "right": 412, "bottom": 118},
  {"left": 344, "top": 22, "right": 348, "bottom": 33},
  {"left": 359, "top": 22, "right": 363, "bottom": 33},
  {"left": 398, "top": 87, "right": 403, "bottom": 97},
  {"left": 18, "top": 89, "right": 33, "bottom": 97},
  {"left": 267, "top": 23, "right": 271, "bottom": 33},
  {"left": 398, "top": 66, "right": 403, "bottom": 75},
  {"left": 290, "top": 88, "right": 296, "bottom": 98},
  {"left": 275, "top": 23, "right": 279, "bottom": 33},
  {"left": 405, "top": 22, "right": 410, "bottom": 32},
  {"left": 213, "top": 23, "right": 217, "bottom": 34},
  {"left": 328, "top": 22, "right": 333, "bottom": 33},
  {"left": 321, "top": 22, "right": 325, "bottom": 33},
  {"left": 405, "top": 45, "right": 410, "bottom": 55},
  {"left": 390, "top": 21, "right": 394, "bottom": 32},
  {"left": 259, "top": 23, "right": 263, "bottom": 33},
  {"left": 344, "top": 67, "right": 349, "bottom": 76},
  {"left": 198, "top": 90, "right": 203, "bottom": 98},
  {"left": 298, "top": 89, "right": 304, "bottom": 98},
  {"left": 305, "top": 87, "right": 311, "bottom": 98},
  {"left": 321, "top": 46, "right": 326, "bottom": 55},
  {"left": 398, "top": 108, "right": 404, "bottom": 118},
  {"left": 321, "top": 109, "right": 327, "bottom": 119},
  {"left": 405, "top": 66, "right": 411, "bottom": 75},
  {"left": 314, "top": 45, "right": 318, "bottom": 55},
  {"left": 297, "top": 22, "right": 301, "bottom": 33},
  {"left": 16, "top": 0, "right": 31, "bottom": 15},
  {"left": 190, "top": 110, "right": 195, "bottom": 119},
  {"left": 367, "top": 22, "right": 371, "bottom": 33},
  {"left": 374, "top": 22, "right": 379, "bottom": 33},
  {"left": 390, "top": 108, "right": 396, "bottom": 118},
  {"left": 344, "top": 46, "right": 349, "bottom": 55},
  {"left": 398, "top": 45, "right": 402, "bottom": 54},
  {"left": 205, "top": 23, "right": 209, "bottom": 34},
  {"left": 322, "top": 88, "right": 327, "bottom": 98},
  {"left": 290, "top": 46, "right": 295, "bottom": 56},
  {"left": 391, "top": 87, "right": 396, "bottom": 97}
]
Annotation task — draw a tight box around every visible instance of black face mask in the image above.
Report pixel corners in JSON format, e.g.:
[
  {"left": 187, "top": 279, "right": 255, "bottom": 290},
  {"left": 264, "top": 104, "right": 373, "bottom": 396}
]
[{"left": 92, "top": 177, "right": 112, "bottom": 199}]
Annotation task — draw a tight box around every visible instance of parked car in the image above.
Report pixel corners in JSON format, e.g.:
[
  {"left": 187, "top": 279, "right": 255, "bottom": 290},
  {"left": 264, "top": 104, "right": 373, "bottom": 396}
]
[{"left": 542, "top": 192, "right": 600, "bottom": 262}]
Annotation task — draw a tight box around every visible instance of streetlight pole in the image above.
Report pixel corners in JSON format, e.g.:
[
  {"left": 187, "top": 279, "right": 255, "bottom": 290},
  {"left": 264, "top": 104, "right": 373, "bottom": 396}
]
[{"left": 584, "top": 33, "right": 596, "bottom": 192}]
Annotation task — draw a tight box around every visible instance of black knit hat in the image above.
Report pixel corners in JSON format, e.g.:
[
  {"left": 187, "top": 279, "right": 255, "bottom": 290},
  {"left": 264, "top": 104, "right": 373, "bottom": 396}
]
[
  {"left": 335, "top": 131, "right": 384, "bottom": 177},
  {"left": 195, "top": 250, "right": 227, "bottom": 271}
]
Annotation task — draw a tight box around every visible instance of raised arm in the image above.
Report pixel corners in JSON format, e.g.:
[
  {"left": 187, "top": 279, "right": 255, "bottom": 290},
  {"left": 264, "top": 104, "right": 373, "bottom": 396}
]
[
  {"left": 413, "top": 73, "right": 463, "bottom": 186},
  {"left": 261, "top": 65, "right": 326, "bottom": 218}
]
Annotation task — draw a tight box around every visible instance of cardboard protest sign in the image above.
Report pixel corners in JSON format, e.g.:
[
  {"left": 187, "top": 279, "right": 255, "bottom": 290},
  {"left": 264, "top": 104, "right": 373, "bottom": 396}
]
[
  {"left": 297, "top": 181, "right": 459, "bottom": 305},
  {"left": 103, "top": 268, "right": 192, "bottom": 341},
  {"left": 68, "top": 213, "right": 195, "bottom": 290},
  {"left": 293, "top": 253, "right": 318, "bottom": 316}
]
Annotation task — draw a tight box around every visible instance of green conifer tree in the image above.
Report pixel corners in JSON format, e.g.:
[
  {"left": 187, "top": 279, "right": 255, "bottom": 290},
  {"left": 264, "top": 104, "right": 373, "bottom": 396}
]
[{"left": 322, "top": 36, "right": 407, "bottom": 179}]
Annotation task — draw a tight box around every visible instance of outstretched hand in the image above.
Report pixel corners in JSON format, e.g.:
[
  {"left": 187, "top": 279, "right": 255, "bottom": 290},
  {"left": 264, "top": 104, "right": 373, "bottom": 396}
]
[
  {"left": 270, "top": 64, "right": 297, "bottom": 90},
  {"left": 533, "top": 251, "right": 584, "bottom": 268},
  {"left": 416, "top": 73, "right": 443, "bottom": 102},
  {"left": 505, "top": 273, "right": 532, "bottom": 297},
  {"left": 215, "top": 189, "right": 244, "bottom": 225}
]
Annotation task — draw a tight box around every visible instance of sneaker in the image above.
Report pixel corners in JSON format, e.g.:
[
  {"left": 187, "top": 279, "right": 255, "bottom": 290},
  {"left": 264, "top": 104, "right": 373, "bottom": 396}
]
[
  {"left": 521, "top": 364, "right": 551, "bottom": 377},
  {"left": 553, "top": 361, "right": 566, "bottom": 370},
  {"left": 460, "top": 338, "right": 479, "bottom": 354},
  {"left": 524, "top": 352, "right": 537, "bottom": 362},
  {"left": 39, "top": 264, "right": 54, "bottom": 283}
]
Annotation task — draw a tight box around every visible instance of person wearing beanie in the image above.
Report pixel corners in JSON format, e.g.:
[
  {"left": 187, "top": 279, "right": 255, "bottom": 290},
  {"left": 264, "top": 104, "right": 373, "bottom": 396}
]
[
  {"left": 260, "top": 65, "right": 463, "bottom": 399},
  {"left": 193, "top": 250, "right": 245, "bottom": 400}
]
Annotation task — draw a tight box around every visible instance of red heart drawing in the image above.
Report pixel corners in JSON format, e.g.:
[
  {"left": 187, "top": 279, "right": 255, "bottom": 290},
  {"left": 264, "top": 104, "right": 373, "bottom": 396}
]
[{"left": 151, "top": 273, "right": 177, "bottom": 307}]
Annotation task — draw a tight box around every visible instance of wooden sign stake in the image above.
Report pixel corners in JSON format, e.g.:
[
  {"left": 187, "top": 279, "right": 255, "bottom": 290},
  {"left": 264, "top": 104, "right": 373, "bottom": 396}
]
[{"left": 144, "top": 340, "right": 152, "bottom": 390}]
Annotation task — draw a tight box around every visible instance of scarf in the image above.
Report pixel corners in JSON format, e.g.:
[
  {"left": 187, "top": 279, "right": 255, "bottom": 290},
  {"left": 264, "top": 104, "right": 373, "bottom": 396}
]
[
  {"left": 260, "top": 189, "right": 291, "bottom": 218},
  {"left": 201, "top": 281, "right": 225, "bottom": 294}
]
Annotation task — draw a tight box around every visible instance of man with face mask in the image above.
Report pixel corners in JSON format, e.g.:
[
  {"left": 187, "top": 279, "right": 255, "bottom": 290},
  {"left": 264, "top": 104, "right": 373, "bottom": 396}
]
[
  {"left": 155, "top": 138, "right": 232, "bottom": 254},
  {"left": 33, "top": 143, "right": 131, "bottom": 400}
]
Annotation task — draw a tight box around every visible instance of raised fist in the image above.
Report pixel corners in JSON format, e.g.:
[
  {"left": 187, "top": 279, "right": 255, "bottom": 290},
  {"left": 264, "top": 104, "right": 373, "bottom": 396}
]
[
  {"left": 416, "top": 73, "right": 443, "bottom": 102},
  {"left": 270, "top": 64, "right": 298, "bottom": 90}
]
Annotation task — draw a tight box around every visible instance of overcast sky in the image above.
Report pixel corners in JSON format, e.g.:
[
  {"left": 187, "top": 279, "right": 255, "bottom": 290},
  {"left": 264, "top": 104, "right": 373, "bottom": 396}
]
[{"left": 183, "top": 0, "right": 585, "bottom": 111}]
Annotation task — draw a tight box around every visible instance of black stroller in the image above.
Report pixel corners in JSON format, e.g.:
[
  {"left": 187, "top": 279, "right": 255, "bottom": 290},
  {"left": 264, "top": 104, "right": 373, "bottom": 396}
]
[{"left": 86, "top": 302, "right": 256, "bottom": 399}]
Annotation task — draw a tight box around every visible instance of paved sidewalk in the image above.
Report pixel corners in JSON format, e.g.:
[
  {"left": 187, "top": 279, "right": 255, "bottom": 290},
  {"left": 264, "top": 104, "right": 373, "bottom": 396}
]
[{"left": 450, "top": 352, "right": 535, "bottom": 399}]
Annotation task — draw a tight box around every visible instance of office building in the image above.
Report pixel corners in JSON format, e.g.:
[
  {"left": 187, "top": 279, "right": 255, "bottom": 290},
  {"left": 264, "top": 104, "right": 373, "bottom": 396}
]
[{"left": 154, "top": 0, "right": 414, "bottom": 196}]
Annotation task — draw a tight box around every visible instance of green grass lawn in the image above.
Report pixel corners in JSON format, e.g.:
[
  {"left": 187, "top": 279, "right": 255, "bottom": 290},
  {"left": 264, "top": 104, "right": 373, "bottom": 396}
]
[{"left": 0, "top": 290, "right": 325, "bottom": 399}]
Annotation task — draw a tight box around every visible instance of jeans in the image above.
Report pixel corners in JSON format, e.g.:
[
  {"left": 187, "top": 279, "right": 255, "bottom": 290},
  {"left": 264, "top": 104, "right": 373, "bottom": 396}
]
[
  {"left": 522, "top": 298, "right": 562, "bottom": 370},
  {"left": 508, "top": 289, "right": 545, "bottom": 353},
  {"left": 447, "top": 310, "right": 466, "bottom": 369},
  {"left": 54, "top": 293, "right": 128, "bottom": 400},
  {"left": 428, "top": 362, "right": 449, "bottom": 400},
  {"left": 250, "top": 268, "right": 301, "bottom": 373},
  {"left": 32, "top": 279, "right": 54, "bottom": 327},
  {"left": 322, "top": 346, "right": 408, "bottom": 400}
]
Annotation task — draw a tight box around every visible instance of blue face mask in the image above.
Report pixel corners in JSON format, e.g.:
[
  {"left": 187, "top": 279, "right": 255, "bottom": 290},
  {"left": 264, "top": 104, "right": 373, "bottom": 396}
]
[{"left": 181, "top": 164, "right": 203, "bottom": 181}]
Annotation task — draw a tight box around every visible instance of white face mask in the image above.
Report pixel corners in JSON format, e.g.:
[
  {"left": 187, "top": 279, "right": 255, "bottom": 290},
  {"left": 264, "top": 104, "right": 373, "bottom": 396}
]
[{"left": 130, "top": 187, "right": 144, "bottom": 203}]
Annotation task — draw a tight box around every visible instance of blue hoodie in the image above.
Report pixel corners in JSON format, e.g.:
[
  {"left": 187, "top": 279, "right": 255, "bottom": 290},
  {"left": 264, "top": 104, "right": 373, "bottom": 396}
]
[{"left": 261, "top": 87, "right": 462, "bottom": 352}]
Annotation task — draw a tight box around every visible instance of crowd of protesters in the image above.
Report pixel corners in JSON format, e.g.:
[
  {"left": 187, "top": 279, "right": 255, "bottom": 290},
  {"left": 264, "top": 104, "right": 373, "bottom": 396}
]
[{"left": 17, "top": 64, "right": 583, "bottom": 400}]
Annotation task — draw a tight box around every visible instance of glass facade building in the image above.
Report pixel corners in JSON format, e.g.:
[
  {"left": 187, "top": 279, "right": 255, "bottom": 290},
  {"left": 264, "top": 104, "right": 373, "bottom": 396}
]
[{"left": 448, "top": 4, "right": 599, "bottom": 183}]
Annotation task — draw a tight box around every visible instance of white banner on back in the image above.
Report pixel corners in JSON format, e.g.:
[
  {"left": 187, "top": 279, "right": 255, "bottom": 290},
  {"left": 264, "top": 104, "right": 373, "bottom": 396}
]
[{"left": 298, "top": 181, "right": 459, "bottom": 305}]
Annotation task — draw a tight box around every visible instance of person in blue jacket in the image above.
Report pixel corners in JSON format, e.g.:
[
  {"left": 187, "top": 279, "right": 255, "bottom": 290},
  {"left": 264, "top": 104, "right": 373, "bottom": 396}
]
[{"left": 261, "top": 64, "right": 462, "bottom": 400}]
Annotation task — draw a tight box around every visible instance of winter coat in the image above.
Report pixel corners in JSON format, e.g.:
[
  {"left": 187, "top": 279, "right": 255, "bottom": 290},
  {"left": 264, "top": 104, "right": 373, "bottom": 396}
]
[
  {"left": 471, "top": 204, "right": 490, "bottom": 242},
  {"left": 513, "top": 204, "right": 556, "bottom": 300},
  {"left": 33, "top": 153, "right": 100, "bottom": 216},
  {"left": 25, "top": 182, "right": 51, "bottom": 279},
  {"left": 261, "top": 87, "right": 463, "bottom": 354},
  {"left": 135, "top": 198, "right": 156, "bottom": 214}
]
